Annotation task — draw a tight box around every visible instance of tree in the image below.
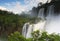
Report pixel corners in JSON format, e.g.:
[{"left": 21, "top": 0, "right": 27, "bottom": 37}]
[
  {"left": 8, "top": 31, "right": 27, "bottom": 41},
  {"left": 31, "top": 30, "right": 60, "bottom": 41}
]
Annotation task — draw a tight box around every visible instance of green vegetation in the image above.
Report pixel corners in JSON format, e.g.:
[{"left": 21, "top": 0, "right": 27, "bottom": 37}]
[
  {"left": 8, "top": 31, "right": 26, "bottom": 41},
  {"left": 0, "top": 0, "right": 60, "bottom": 41},
  {"left": 8, "top": 30, "right": 60, "bottom": 41},
  {"left": 0, "top": 10, "right": 36, "bottom": 37}
]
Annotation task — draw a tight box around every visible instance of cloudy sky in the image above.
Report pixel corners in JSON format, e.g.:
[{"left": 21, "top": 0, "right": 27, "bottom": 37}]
[{"left": 0, "top": 0, "right": 51, "bottom": 14}]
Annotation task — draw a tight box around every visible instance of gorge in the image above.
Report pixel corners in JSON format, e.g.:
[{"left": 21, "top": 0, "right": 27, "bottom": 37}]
[{"left": 22, "top": 0, "right": 60, "bottom": 38}]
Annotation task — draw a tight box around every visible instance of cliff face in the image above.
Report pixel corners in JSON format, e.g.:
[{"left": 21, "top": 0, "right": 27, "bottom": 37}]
[{"left": 32, "top": 0, "right": 60, "bottom": 17}]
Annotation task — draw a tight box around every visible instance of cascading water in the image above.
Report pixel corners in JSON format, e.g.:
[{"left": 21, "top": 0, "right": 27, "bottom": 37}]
[
  {"left": 22, "top": 1, "right": 60, "bottom": 38},
  {"left": 26, "top": 25, "right": 33, "bottom": 38},
  {"left": 22, "top": 21, "right": 46, "bottom": 38},
  {"left": 38, "top": 8, "right": 45, "bottom": 19},
  {"left": 45, "top": 5, "right": 60, "bottom": 33},
  {"left": 22, "top": 23, "right": 30, "bottom": 37},
  {"left": 22, "top": 8, "right": 46, "bottom": 38},
  {"left": 46, "top": 15, "right": 60, "bottom": 34}
]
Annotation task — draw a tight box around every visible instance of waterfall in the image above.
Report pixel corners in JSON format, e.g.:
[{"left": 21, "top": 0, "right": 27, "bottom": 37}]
[
  {"left": 26, "top": 25, "right": 33, "bottom": 38},
  {"left": 22, "top": 23, "right": 30, "bottom": 37},
  {"left": 33, "top": 21, "right": 46, "bottom": 31},
  {"left": 22, "top": 8, "right": 46, "bottom": 38},
  {"left": 38, "top": 8, "right": 45, "bottom": 19},
  {"left": 46, "top": 15, "right": 60, "bottom": 34},
  {"left": 45, "top": 5, "right": 60, "bottom": 33},
  {"left": 22, "top": 23, "right": 34, "bottom": 38},
  {"left": 22, "top": 4, "right": 60, "bottom": 38},
  {"left": 22, "top": 21, "right": 46, "bottom": 38}
]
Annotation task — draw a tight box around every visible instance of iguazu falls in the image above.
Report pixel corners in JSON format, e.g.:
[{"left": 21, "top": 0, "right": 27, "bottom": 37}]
[{"left": 0, "top": 0, "right": 60, "bottom": 41}]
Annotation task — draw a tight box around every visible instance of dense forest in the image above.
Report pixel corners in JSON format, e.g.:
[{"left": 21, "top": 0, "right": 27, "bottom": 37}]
[
  {"left": 0, "top": 10, "right": 36, "bottom": 37},
  {"left": 8, "top": 30, "right": 60, "bottom": 41}
]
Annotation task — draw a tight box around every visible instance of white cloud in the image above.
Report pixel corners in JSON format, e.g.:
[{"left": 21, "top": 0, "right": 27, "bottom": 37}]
[
  {"left": 0, "top": 0, "right": 51, "bottom": 14},
  {"left": 0, "top": 6, "right": 7, "bottom": 10},
  {"left": 5, "top": 2, "right": 26, "bottom": 14}
]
